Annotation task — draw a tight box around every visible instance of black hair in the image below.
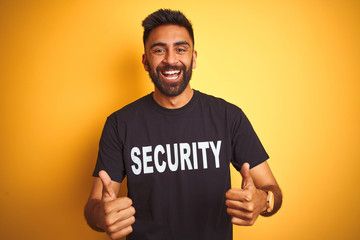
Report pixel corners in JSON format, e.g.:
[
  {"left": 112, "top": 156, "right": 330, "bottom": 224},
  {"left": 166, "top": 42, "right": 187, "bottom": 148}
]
[{"left": 142, "top": 9, "right": 194, "bottom": 47}]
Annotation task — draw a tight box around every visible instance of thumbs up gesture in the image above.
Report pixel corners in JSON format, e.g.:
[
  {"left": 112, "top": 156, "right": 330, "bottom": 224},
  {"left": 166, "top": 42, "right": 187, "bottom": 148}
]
[
  {"left": 96, "top": 170, "right": 136, "bottom": 239},
  {"left": 225, "top": 163, "right": 267, "bottom": 226}
]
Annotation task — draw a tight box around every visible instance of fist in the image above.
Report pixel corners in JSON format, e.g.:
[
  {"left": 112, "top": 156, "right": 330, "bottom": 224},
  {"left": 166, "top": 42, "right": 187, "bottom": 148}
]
[
  {"left": 225, "top": 163, "right": 267, "bottom": 226},
  {"left": 98, "top": 170, "right": 136, "bottom": 239}
]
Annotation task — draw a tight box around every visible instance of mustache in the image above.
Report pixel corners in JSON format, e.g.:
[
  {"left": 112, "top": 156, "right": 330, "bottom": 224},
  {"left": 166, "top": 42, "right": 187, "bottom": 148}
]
[{"left": 156, "top": 64, "right": 186, "bottom": 72}]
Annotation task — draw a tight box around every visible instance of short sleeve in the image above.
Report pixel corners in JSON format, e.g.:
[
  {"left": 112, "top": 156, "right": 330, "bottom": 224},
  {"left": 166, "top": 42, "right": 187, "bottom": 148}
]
[
  {"left": 92, "top": 115, "right": 126, "bottom": 183},
  {"left": 230, "top": 108, "right": 269, "bottom": 171}
]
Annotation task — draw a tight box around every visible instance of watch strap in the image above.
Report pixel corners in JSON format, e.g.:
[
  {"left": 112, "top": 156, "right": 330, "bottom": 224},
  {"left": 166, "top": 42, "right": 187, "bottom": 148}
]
[{"left": 265, "top": 190, "right": 274, "bottom": 213}]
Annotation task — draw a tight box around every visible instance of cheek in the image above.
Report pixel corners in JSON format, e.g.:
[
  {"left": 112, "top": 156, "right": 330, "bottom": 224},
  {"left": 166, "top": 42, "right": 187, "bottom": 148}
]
[
  {"left": 148, "top": 57, "right": 162, "bottom": 69},
  {"left": 182, "top": 54, "right": 195, "bottom": 68}
]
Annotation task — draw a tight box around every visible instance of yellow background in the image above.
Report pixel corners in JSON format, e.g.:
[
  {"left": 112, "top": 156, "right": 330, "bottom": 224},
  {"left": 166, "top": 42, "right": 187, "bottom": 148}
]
[{"left": 1, "top": 0, "right": 359, "bottom": 239}]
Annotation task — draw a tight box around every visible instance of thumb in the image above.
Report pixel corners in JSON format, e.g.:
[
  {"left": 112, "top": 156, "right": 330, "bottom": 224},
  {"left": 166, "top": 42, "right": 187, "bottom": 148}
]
[
  {"left": 240, "top": 163, "right": 255, "bottom": 189},
  {"left": 99, "top": 170, "right": 116, "bottom": 201}
]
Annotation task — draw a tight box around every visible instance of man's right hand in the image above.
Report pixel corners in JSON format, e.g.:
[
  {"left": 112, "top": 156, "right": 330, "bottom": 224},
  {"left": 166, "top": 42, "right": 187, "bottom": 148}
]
[{"left": 96, "top": 170, "right": 136, "bottom": 240}]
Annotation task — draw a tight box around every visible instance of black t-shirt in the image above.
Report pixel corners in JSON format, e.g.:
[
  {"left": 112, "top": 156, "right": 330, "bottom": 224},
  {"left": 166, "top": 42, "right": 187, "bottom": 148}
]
[{"left": 93, "top": 90, "right": 269, "bottom": 240}]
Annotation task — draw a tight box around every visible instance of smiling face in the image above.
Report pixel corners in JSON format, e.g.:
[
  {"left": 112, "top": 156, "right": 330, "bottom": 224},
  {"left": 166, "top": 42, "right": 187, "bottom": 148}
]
[{"left": 142, "top": 25, "right": 197, "bottom": 97}]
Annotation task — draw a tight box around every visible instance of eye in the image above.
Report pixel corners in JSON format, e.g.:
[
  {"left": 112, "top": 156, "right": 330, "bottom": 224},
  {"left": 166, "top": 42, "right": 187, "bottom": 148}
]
[
  {"left": 153, "top": 48, "right": 165, "bottom": 54},
  {"left": 176, "top": 48, "right": 186, "bottom": 53}
]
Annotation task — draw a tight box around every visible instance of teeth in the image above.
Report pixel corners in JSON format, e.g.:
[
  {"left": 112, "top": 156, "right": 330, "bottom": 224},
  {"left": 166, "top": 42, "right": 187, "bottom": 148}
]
[
  {"left": 165, "top": 75, "right": 178, "bottom": 80},
  {"left": 161, "top": 69, "right": 181, "bottom": 80},
  {"left": 164, "top": 70, "right": 180, "bottom": 75}
]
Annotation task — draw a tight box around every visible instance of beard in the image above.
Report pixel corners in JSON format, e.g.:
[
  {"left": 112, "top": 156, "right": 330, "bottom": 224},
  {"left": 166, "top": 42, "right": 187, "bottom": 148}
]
[{"left": 147, "top": 57, "right": 193, "bottom": 97}]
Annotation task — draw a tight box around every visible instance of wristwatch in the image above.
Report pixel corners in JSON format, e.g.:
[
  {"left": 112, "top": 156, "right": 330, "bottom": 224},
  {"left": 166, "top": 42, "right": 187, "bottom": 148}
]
[{"left": 264, "top": 190, "right": 274, "bottom": 213}]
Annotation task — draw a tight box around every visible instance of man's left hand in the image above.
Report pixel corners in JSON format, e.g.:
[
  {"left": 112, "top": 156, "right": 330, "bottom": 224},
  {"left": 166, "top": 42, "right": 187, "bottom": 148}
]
[{"left": 225, "top": 163, "right": 268, "bottom": 226}]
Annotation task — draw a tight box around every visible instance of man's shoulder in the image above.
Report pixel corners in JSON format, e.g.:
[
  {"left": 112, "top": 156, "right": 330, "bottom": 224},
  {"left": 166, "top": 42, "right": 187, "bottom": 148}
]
[
  {"left": 107, "top": 93, "right": 152, "bottom": 120},
  {"left": 196, "top": 90, "right": 242, "bottom": 112}
]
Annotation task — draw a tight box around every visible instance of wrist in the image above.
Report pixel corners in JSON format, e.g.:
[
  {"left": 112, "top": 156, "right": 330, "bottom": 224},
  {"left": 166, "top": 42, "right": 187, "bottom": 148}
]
[{"left": 259, "top": 189, "right": 268, "bottom": 213}]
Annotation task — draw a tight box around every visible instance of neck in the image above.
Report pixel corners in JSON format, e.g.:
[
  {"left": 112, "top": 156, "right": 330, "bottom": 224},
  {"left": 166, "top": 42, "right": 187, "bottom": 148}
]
[{"left": 153, "top": 85, "right": 193, "bottom": 109}]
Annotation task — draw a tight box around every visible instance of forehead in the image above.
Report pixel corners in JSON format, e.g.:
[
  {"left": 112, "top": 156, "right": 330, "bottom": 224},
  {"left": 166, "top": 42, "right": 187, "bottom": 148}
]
[{"left": 145, "top": 25, "right": 193, "bottom": 48}]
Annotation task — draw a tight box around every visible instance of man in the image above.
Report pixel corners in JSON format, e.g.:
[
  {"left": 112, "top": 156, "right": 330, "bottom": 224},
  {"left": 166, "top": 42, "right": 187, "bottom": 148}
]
[{"left": 84, "top": 9, "right": 282, "bottom": 240}]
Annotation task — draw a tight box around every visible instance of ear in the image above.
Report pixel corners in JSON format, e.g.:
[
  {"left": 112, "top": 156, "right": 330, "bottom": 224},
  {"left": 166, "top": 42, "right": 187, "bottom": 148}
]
[
  {"left": 192, "top": 50, "right": 197, "bottom": 69},
  {"left": 142, "top": 54, "right": 149, "bottom": 72}
]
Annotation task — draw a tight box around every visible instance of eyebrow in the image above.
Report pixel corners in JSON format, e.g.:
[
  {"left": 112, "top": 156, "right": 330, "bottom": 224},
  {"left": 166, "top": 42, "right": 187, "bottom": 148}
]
[
  {"left": 150, "top": 41, "right": 191, "bottom": 49},
  {"left": 174, "top": 41, "right": 190, "bottom": 47}
]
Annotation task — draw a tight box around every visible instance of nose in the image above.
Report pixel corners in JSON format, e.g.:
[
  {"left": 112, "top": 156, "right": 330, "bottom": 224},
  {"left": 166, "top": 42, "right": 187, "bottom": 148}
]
[{"left": 163, "top": 50, "right": 178, "bottom": 65}]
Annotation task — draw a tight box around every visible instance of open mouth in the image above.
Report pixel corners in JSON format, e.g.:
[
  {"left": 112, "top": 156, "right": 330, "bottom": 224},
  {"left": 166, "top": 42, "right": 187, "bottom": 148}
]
[{"left": 160, "top": 69, "right": 182, "bottom": 81}]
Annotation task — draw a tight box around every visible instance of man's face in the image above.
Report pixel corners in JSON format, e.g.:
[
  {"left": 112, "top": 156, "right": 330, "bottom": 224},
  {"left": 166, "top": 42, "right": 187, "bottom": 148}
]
[{"left": 142, "top": 25, "right": 197, "bottom": 97}]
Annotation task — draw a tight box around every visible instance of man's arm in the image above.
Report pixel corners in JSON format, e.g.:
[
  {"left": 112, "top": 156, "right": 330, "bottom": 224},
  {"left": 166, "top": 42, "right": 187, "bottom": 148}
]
[
  {"left": 84, "top": 171, "right": 135, "bottom": 239},
  {"left": 225, "top": 161, "right": 282, "bottom": 225},
  {"left": 250, "top": 161, "right": 282, "bottom": 217}
]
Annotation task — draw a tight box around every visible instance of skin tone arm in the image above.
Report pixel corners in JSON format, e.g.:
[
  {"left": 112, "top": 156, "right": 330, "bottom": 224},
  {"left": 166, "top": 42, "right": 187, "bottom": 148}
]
[
  {"left": 225, "top": 161, "right": 283, "bottom": 226},
  {"left": 84, "top": 171, "right": 136, "bottom": 240}
]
